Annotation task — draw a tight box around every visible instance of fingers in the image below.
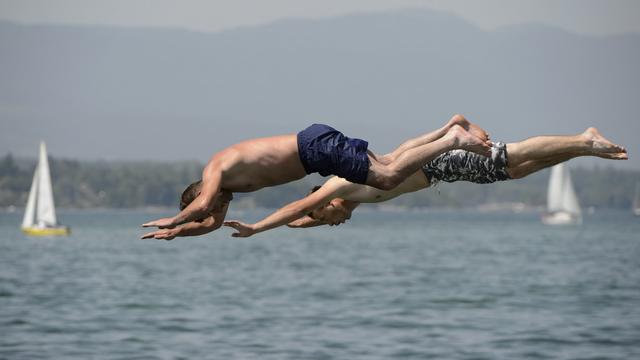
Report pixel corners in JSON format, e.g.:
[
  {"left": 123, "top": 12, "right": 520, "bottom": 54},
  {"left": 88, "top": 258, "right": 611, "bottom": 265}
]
[
  {"left": 140, "top": 230, "right": 173, "bottom": 240},
  {"left": 223, "top": 221, "right": 248, "bottom": 237},
  {"left": 141, "top": 217, "right": 175, "bottom": 229},
  {"left": 223, "top": 221, "right": 241, "bottom": 229},
  {"left": 141, "top": 230, "right": 165, "bottom": 239},
  {"left": 141, "top": 221, "right": 165, "bottom": 228},
  {"left": 231, "top": 231, "right": 250, "bottom": 238},
  {"left": 141, "top": 234, "right": 169, "bottom": 240},
  {"left": 141, "top": 231, "right": 156, "bottom": 239}
]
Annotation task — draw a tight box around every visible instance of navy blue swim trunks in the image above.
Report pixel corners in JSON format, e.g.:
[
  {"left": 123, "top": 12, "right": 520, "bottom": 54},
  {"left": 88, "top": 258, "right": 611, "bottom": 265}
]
[
  {"left": 297, "top": 124, "right": 370, "bottom": 184},
  {"left": 422, "top": 142, "right": 511, "bottom": 185}
]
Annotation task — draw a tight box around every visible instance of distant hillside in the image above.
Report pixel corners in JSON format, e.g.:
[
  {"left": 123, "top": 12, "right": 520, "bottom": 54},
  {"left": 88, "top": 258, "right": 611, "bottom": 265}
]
[
  {"left": 1, "top": 9, "right": 638, "bottom": 168},
  {"left": 1, "top": 153, "right": 638, "bottom": 210}
]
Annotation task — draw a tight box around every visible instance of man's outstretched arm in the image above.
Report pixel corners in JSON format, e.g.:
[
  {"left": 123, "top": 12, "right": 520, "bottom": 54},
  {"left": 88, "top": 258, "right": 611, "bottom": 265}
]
[
  {"left": 223, "top": 177, "right": 350, "bottom": 237},
  {"left": 142, "top": 162, "right": 222, "bottom": 229}
]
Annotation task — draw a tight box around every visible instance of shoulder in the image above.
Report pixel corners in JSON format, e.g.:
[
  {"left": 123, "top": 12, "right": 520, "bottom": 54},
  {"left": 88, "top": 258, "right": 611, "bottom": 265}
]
[
  {"left": 205, "top": 148, "right": 242, "bottom": 174},
  {"left": 296, "top": 178, "right": 343, "bottom": 206},
  {"left": 323, "top": 177, "right": 359, "bottom": 197}
]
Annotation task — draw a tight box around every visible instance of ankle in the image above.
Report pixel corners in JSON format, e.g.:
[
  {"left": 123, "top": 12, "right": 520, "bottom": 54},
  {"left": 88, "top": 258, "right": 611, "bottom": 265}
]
[
  {"left": 577, "top": 133, "right": 593, "bottom": 149},
  {"left": 441, "top": 131, "right": 460, "bottom": 150}
]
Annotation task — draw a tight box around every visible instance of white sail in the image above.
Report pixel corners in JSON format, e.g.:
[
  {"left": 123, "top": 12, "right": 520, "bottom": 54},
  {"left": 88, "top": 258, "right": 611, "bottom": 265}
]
[
  {"left": 561, "top": 167, "right": 581, "bottom": 216},
  {"left": 546, "top": 164, "right": 565, "bottom": 212},
  {"left": 543, "top": 163, "right": 581, "bottom": 225},
  {"left": 36, "top": 142, "right": 57, "bottom": 226},
  {"left": 21, "top": 164, "right": 39, "bottom": 227}
]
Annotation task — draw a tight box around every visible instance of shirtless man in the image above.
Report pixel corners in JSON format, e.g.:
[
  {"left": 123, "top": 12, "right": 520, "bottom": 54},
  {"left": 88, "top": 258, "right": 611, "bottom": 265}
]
[
  {"left": 221, "top": 127, "right": 627, "bottom": 237},
  {"left": 141, "top": 115, "right": 491, "bottom": 239}
]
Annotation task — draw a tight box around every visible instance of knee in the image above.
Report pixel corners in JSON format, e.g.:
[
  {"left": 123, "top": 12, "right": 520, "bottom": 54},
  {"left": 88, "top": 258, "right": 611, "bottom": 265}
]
[
  {"left": 376, "top": 154, "right": 394, "bottom": 166},
  {"left": 506, "top": 167, "right": 522, "bottom": 179}
]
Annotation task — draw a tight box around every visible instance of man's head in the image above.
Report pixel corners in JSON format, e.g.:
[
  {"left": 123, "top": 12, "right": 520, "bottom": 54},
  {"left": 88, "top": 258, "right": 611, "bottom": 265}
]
[
  {"left": 306, "top": 185, "right": 351, "bottom": 225},
  {"left": 309, "top": 199, "right": 351, "bottom": 225},
  {"left": 180, "top": 180, "right": 203, "bottom": 210},
  {"left": 180, "top": 180, "right": 233, "bottom": 221}
]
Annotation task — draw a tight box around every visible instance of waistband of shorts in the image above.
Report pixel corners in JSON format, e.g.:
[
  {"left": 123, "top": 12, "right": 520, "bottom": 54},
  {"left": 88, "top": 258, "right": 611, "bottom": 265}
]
[{"left": 297, "top": 131, "right": 313, "bottom": 174}]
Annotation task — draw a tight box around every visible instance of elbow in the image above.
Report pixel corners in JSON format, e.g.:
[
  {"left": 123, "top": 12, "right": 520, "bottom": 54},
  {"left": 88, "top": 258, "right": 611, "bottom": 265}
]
[
  {"left": 195, "top": 199, "right": 212, "bottom": 215},
  {"left": 201, "top": 216, "right": 220, "bottom": 230}
]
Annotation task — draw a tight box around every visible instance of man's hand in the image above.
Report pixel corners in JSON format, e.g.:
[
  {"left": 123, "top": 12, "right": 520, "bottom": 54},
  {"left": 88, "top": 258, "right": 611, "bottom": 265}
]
[
  {"left": 141, "top": 228, "right": 178, "bottom": 240},
  {"left": 223, "top": 220, "right": 257, "bottom": 238},
  {"left": 142, "top": 217, "right": 176, "bottom": 229}
]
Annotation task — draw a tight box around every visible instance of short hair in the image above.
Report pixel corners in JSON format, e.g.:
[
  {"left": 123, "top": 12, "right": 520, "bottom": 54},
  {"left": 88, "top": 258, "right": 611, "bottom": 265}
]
[{"left": 180, "top": 180, "right": 203, "bottom": 210}]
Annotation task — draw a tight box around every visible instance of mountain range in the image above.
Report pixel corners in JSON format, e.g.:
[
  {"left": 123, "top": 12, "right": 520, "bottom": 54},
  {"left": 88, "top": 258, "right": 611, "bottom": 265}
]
[{"left": 1, "top": 9, "right": 638, "bottom": 167}]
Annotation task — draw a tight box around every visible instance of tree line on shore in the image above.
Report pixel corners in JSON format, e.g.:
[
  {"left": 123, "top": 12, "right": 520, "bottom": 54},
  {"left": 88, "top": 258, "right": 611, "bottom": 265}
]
[{"left": 1, "top": 153, "right": 638, "bottom": 210}]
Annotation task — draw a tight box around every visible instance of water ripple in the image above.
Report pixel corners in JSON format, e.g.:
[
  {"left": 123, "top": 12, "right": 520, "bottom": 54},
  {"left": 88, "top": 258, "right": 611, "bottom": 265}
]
[{"left": 1, "top": 210, "right": 639, "bottom": 359}]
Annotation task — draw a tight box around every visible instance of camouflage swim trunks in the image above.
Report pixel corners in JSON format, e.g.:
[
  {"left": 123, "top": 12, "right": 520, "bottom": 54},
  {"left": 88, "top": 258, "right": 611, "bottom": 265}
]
[{"left": 421, "top": 142, "right": 511, "bottom": 185}]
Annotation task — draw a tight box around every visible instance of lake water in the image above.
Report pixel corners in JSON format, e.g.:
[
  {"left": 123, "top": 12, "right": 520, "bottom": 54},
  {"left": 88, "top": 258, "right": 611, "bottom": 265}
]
[{"left": 1, "top": 209, "right": 639, "bottom": 359}]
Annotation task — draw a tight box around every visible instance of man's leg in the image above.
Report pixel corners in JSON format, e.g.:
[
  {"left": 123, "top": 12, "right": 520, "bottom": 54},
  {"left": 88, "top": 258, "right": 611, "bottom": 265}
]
[
  {"left": 507, "top": 154, "right": 575, "bottom": 179},
  {"left": 378, "top": 114, "right": 490, "bottom": 164},
  {"left": 366, "top": 125, "right": 491, "bottom": 190},
  {"left": 505, "top": 128, "right": 627, "bottom": 178}
]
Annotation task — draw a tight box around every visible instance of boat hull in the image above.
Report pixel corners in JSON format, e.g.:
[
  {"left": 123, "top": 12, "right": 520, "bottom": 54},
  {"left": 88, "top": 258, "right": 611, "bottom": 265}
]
[
  {"left": 22, "top": 226, "right": 70, "bottom": 236},
  {"left": 541, "top": 211, "right": 582, "bottom": 225}
]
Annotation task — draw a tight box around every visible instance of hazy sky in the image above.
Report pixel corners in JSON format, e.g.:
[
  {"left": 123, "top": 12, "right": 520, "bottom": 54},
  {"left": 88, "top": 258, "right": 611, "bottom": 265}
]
[
  {"left": 1, "top": 0, "right": 638, "bottom": 168},
  {"left": 0, "top": 0, "right": 639, "bottom": 35}
]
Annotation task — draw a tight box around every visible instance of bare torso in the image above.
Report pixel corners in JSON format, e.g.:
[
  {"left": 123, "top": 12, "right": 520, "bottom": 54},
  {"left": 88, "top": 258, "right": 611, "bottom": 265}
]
[
  {"left": 338, "top": 170, "right": 430, "bottom": 203},
  {"left": 216, "top": 134, "right": 307, "bottom": 192}
]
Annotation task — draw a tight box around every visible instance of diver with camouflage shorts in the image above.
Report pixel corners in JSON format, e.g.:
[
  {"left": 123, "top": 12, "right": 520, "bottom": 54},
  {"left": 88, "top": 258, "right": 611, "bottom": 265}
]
[{"left": 222, "top": 123, "right": 627, "bottom": 236}]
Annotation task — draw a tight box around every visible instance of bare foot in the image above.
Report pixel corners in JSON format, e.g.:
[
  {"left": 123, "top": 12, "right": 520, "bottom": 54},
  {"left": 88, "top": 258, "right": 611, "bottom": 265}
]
[
  {"left": 447, "top": 125, "right": 491, "bottom": 157},
  {"left": 582, "top": 127, "right": 627, "bottom": 159},
  {"left": 447, "top": 114, "right": 490, "bottom": 141}
]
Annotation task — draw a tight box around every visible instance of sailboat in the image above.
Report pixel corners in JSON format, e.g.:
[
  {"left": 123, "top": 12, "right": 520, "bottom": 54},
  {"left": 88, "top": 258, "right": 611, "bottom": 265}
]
[
  {"left": 21, "top": 142, "right": 70, "bottom": 236},
  {"left": 541, "top": 163, "right": 582, "bottom": 225},
  {"left": 633, "top": 183, "right": 640, "bottom": 217}
]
